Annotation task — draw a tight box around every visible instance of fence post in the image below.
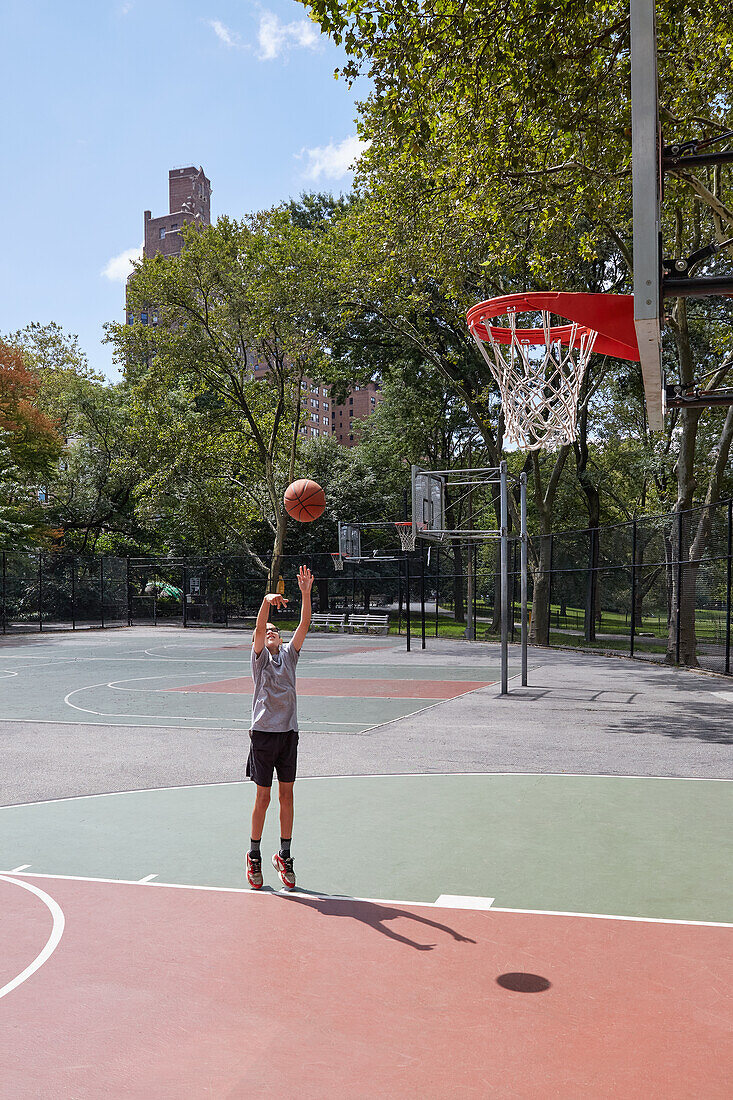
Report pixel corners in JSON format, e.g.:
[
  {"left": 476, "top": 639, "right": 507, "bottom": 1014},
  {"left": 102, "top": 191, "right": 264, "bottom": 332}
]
[
  {"left": 100, "top": 557, "right": 105, "bottom": 629},
  {"left": 675, "top": 510, "right": 683, "bottom": 665},
  {"left": 182, "top": 563, "right": 188, "bottom": 628},
  {"left": 420, "top": 542, "right": 426, "bottom": 649},
  {"left": 224, "top": 563, "right": 229, "bottom": 628},
  {"left": 1, "top": 552, "right": 5, "bottom": 634},
  {"left": 546, "top": 533, "right": 553, "bottom": 648},
  {"left": 434, "top": 546, "right": 440, "bottom": 637},
  {"left": 630, "top": 518, "right": 638, "bottom": 658},
  {"left": 125, "top": 557, "right": 131, "bottom": 627},
  {"left": 38, "top": 552, "right": 43, "bottom": 633},
  {"left": 721, "top": 503, "right": 726, "bottom": 673}
]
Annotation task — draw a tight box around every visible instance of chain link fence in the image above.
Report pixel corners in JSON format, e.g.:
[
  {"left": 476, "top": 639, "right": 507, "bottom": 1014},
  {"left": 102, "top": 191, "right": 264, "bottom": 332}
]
[{"left": 2, "top": 497, "right": 731, "bottom": 675}]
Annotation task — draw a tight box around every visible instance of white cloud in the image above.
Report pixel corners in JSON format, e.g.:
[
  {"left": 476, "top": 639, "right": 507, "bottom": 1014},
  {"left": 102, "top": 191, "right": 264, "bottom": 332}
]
[
  {"left": 208, "top": 19, "right": 243, "bottom": 48},
  {"left": 257, "top": 11, "right": 320, "bottom": 60},
  {"left": 298, "top": 136, "right": 370, "bottom": 181},
  {"left": 101, "top": 244, "right": 143, "bottom": 283}
]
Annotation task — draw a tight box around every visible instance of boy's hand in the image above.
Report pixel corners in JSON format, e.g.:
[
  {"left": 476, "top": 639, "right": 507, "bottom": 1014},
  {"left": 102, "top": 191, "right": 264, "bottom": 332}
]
[
  {"left": 297, "top": 565, "right": 313, "bottom": 595},
  {"left": 265, "top": 593, "right": 288, "bottom": 609}
]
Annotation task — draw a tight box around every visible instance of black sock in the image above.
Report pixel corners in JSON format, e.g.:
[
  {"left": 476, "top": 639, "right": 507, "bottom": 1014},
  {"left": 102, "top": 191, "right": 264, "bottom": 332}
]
[
  {"left": 280, "top": 837, "right": 291, "bottom": 859},
  {"left": 250, "top": 838, "right": 261, "bottom": 858}
]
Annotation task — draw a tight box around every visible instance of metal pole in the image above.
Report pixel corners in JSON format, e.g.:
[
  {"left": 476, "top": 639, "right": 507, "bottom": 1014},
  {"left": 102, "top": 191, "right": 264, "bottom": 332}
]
[
  {"left": 100, "top": 557, "right": 105, "bottom": 629},
  {"left": 397, "top": 558, "right": 403, "bottom": 635},
  {"left": 224, "top": 563, "right": 229, "bottom": 628},
  {"left": 473, "top": 543, "right": 478, "bottom": 637},
  {"left": 182, "top": 564, "right": 188, "bottom": 627},
  {"left": 500, "top": 461, "right": 509, "bottom": 694},
  {"left": 38, "top": 552, "right": 43, "bottom": 633},
  {"left": 435, "top": 546, "right": 440, "bottom": 637},
  {"left": 405, "top": 550, "right": 411, "bottom": 652},
  {"left": 675, "top": 509, "right": 683, "bottom": 664},
  {"left": 1, "top": 552, "right": 5, "bottom": 635},
  {"left": 630, "top": 518, "right": 638, "bottom": 658},
  {"left": 546, "top": 534, "right": 554, "bottom": 648},
  {"left": 520, "top": 472, "right": 528, "bottom": 687},
  {"left": 420, "top": 542, "right": 426, "bottom": 649},
  {"left": 125, "top": 557, "right": 131, "bottom": 627},
  {"left": 725, "top": 499, "right": 732, "bottom": 675},
  {"left": 72, "top": 555, "right": 77, "bottom": 630}
]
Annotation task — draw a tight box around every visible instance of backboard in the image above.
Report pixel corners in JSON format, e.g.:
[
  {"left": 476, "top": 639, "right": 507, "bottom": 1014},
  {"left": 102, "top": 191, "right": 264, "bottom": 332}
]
[
  {"left": 631, "top": 0, "right": 665, "bottom": 429},
  {"left": 338, "top": 522, "right": 362, "bottom": 559},
  {"left": 411, "top": 466, "right": 445, "bottom": 540}
]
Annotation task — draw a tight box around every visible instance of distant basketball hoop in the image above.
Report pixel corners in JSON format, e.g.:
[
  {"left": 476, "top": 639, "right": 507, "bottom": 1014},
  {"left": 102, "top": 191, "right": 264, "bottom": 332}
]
[
  {"left": 331, "top": 552, "right": 344, "bottom": 571},
  {"left": 395, "top": 521, "right": 416, "bottom": 552}
]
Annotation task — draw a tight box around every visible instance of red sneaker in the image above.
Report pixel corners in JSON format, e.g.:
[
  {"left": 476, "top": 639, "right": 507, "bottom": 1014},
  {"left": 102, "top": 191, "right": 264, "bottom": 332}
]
[
  {"left": 272, "top": 852, "right": 296, "bottom": 890},
  {"left": 246, "top": 852, "right": 263, "bottom": 889}
]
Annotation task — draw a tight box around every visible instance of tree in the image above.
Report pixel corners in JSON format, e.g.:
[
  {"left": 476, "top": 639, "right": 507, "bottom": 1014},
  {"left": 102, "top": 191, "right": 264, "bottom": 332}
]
[
  {"left": 302, "top": 0, "right": 733, "bottom": 658},
  {"left": 109, "top": 211, "right": 337, "bottom": 588}
]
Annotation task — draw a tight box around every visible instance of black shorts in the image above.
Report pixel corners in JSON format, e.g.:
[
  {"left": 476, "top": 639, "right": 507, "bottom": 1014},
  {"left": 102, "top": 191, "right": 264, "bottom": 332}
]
[{"left": 246, "top": 729, "right": 299, "bottom": 787}]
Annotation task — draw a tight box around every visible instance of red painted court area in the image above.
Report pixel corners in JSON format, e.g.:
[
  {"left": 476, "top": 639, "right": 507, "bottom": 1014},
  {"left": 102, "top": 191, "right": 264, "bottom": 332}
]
[
  {"left": 168, "top": 676, "right": 490, "bottom": 699},
  {"left": 3, "top": 875, "right": 731, "bottom": 1098}
]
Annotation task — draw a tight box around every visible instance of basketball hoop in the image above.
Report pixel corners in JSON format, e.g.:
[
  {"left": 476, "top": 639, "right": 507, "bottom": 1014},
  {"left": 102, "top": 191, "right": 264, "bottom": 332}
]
[
  {"left": 467, "top": 292, "right": 640, "bottom": 451},
  {"left": 331, "top": 552, "right": 344, "bottom": 571},
  {"left": 395, "top": 521, "right": 416, "bottom": 552}
]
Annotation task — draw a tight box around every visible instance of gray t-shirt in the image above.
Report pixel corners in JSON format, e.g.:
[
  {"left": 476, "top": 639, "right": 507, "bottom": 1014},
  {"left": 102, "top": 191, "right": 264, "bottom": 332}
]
[{"left": 250, "top": 640, "right": 300, "bottom": 732}]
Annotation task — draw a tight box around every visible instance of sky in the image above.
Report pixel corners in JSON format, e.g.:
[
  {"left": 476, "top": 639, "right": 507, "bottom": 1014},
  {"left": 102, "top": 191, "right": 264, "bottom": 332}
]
[{"left": 1, "top": 0, "right": 365, "bottom": 379}]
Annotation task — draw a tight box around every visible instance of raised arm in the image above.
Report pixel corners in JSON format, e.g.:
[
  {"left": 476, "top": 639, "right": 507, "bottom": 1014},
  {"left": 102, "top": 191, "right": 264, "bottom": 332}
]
[
  {"left": 253, "top": 591, "right": 288, "bottom": 655},
  {"left": 291, "top": 566, "right": 313, "bottom": 652}
]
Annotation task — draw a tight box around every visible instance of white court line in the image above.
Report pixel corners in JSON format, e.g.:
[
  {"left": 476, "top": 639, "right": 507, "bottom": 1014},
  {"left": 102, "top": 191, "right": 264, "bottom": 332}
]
[
  {"left": 64, "top": 679, "right": 251, "bottom": 724},
  {"left": 436, "top": 895, "right": 495, "bottom": 909},
  {"left": 63, "top": 677, "right": 435, "bottom": 724},
  {"left": 9, "top": 865, "right": 31, "bottom": 872},
  {"left": 0, "top": 876, "right": 65, "bottom": 1000},
  {"left": 138, "top": 874, "right": 158, "bottom": 883},
  {"left": 4, "top": 870, "right": 731, "bottom": 927}
]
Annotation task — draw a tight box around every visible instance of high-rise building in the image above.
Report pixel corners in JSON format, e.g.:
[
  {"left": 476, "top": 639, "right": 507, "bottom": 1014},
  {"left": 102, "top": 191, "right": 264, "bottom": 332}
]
[{"left": 143, "top": 166, "right": 211, "bottom": 260}]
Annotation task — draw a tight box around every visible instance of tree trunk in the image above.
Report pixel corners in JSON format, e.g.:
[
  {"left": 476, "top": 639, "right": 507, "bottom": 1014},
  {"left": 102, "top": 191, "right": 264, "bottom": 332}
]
[
  {"left": 529, "top": 536, "right": 551, "bottom": 644},
  {"left": 316, "top": 576, "right": 329, "bottom": 612},
  {"left": 268, "top": 508, "right": 287, "bottom": 592}
]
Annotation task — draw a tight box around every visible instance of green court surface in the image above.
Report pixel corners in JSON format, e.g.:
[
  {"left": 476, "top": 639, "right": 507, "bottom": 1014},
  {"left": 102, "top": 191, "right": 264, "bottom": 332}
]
[
  {"left": 2, "top": 774, "right": 730, "bottom": 924},
  {"left": 0, "top": 635, "right": 511, "bottom": 731}
]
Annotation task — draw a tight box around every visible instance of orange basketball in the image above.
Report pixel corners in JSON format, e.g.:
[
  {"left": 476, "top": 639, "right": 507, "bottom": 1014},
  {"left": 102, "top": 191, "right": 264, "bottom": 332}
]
[{"left": 283, "top": 478, "right": 325, "bottom": 522}]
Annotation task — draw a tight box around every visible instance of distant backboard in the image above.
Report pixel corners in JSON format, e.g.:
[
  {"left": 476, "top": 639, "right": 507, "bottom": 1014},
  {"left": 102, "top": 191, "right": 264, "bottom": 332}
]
[
  {"left": 412, "top": 466, "right": 445, "bottom": 540},
  {"left": 631, "top": 0, "right": 665, "bottom": 429},
  {"left": 338, "top": 522, "right": 362, "bottom": 559}
]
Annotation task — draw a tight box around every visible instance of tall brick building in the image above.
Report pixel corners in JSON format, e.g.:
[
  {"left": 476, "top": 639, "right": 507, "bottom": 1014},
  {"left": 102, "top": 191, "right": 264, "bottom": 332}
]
[
  {"left": 143, "top": 166, "right": 211, "bottom": 260},
  {"left": 130, "top": 167, "right": 381, "bottom": 444}
]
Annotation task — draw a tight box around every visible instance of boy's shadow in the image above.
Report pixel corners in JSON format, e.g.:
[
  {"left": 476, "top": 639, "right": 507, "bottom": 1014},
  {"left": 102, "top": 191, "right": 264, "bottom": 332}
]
[{"left": 270, "top": 888, "right": 477, "bottom": 951}]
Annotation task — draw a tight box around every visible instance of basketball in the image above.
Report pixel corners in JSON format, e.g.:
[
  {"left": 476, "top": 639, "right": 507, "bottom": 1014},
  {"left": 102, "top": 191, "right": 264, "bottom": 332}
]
[{"left": 283, "top": 478, "right": 325, "bottom": 523}]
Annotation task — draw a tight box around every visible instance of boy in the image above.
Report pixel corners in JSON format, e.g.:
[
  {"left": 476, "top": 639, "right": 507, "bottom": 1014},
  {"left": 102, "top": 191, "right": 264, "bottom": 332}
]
[{"left": 246, "top": 564, "right": 312, "bottom": 890}]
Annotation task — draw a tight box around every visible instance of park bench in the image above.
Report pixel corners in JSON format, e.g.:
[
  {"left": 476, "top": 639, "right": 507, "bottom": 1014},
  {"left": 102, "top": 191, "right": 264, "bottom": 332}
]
[
  {"left": 347, "top": 613, "right": 390, "bottom": 635},
  {"left": 310, "top": 613, "right": 347, "bottom": 632}
]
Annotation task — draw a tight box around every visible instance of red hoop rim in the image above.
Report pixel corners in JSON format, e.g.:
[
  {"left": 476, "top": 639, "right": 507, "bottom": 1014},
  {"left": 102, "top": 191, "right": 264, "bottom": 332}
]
[
  {"left": 467, "top": 291, "right": 640, "bottom": 362},
  {"left": 394, "top": 521, "right": 414, "bottom": 527}
]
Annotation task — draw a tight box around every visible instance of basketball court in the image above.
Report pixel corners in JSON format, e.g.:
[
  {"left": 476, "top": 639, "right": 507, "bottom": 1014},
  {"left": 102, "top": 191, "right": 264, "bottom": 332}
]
[
  {"left": 1, "top": 626, "right": 731, "bottom": 1097},
  {"left": 3, "top": 1, "right": 733, "bottom": 1095}
]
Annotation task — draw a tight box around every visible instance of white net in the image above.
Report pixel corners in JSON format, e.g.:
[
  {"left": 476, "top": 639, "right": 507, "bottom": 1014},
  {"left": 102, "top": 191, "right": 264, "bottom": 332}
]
[
  {"left": 472, "top": 309, "right": 597, "bottom": 450},
  {"left": 331, "top": 553, "right": 344, "bottom": 571},
  {"left": 395, "top": 523, "right": 416, "bottom": 551}
]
